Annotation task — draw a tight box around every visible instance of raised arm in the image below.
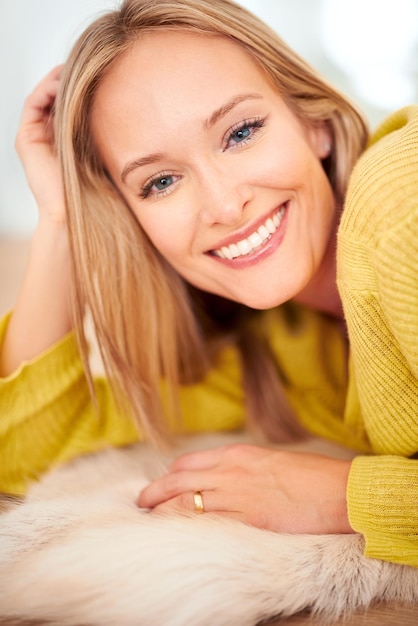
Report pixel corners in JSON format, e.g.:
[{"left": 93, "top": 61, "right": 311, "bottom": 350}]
[{"left": 0, "top": 67, "right": 73, "bottom": 377}]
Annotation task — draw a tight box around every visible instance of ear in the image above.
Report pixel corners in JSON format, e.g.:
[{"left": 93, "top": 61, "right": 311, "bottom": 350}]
[{"left": 308, "top": 122, "right": 332, "bottom": 159}]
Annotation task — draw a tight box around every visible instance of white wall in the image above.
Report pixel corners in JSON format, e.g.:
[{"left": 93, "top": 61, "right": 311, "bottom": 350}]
[{"left": 1, "top": 0, "right": 417, "bottom": 235}]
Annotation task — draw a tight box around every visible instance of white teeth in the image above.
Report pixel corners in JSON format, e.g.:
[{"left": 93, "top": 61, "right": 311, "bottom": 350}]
[
  {"left": 237, "top": 239, "right": 252, "bottom": 255},
  {"left": 249, "top": 232, "right": 263, "bottom": 247},
  {"left": 265, "top": 218, "right": 276, "bottom": 234},
  {"left": 230, "top": 243, "right": 240, "bottom": 258},
  {"left": 212, "top": 205, "right": 286, "bottom": 260},
  {"left": 221, "top": 246, "right": 232, "bottom": 260},
  {"left": 258, "top": 225, "right": 270, "bottom": 239}
]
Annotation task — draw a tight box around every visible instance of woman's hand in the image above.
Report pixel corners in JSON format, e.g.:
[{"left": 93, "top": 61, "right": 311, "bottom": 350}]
[
  {"left": 137, "top": 443, "right": 354, "bottom": 534},
  {"left": 15, "top": 65, "right": 66, "bottom": 224}
]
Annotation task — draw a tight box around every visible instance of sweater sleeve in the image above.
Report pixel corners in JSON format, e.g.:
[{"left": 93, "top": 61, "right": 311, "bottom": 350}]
[
  {"left": 347, "top": 456, "right": 418, "bottom": 567},
  {"left": 0, "top": 310, "right": 246, "bottom": 495},
  {"left": 0, "top": 313, "right": 139, "bottom": 494},
  {"left": 338, "top": 107, "right": 418, "bottom": 566}
]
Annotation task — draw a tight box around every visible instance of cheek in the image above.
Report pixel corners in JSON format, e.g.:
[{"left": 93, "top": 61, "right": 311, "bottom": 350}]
[
  {"left": 251, "top": 140, "right": 308, "bottom": 189},
  {"left": 134, "top": 208, "right": 193, "bottom": 263}
]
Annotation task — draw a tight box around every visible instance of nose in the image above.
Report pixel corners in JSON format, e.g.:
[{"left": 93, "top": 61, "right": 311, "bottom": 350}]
[{"left": 198, "top": 161, "right": 253, "bottom": 226}]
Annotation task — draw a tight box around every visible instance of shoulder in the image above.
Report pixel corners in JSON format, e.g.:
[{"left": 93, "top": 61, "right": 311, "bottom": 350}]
[{"left": 339, "top": 105, "right": 418, "bottom": 240}]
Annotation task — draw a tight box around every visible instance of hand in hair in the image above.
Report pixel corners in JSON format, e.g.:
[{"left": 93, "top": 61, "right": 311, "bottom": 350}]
[
  {"left": 137, "top": 443, "right": 354, "bottom": 535},
  {"left": 15, "top": 65, "right": 66, "bottom": 225}
]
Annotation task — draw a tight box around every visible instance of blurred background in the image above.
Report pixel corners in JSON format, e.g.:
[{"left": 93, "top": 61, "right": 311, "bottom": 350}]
[{"left": 1, "top": 0, "right": 418, "bottom": 235}]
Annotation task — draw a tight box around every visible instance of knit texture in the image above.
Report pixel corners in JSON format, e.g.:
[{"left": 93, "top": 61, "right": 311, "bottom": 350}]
[{"left": 337, "top": 106, "right": 418, "bottom": 566}]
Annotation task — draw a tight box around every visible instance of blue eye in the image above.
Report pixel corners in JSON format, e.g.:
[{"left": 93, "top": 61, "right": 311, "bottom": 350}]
[
  {"left": 154, "top": 175, "right": 173, "bottom": 190},
  {"left": 231, "top": 126, "right": 251, "bottom": 143},
  {"left": 141, "top": 173, "right": 176, "bottom": 199},
  {"left": 225, "top": 117, "right": 266, "bottom": 150}
]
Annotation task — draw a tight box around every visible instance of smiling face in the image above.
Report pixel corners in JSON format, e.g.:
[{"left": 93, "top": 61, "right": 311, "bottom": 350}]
[{"left": 91, "top": 31, "right": 337, "bottom": 310}]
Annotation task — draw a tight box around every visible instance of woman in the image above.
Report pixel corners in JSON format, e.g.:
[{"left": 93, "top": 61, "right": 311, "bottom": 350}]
[{"left": 1, "top": 0, "right": 417, "bottom": 567}]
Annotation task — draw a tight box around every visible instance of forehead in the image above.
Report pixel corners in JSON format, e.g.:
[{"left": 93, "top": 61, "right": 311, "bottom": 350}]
[{"left": 91, "top": 30, "right": 273, "bottom": 129}]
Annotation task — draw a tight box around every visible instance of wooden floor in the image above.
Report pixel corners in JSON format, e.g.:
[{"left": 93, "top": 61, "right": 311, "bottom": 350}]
[
  {"left": 266, "top": 603, "right": 418, "bottom": 625},
  {"left": 1, "top": 236, "right": 417, "bottom": 625}
]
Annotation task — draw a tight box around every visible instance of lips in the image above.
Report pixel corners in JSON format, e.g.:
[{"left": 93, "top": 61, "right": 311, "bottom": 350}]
[{"left": 211, "top": 203, "right": 287, "bottom": 260}]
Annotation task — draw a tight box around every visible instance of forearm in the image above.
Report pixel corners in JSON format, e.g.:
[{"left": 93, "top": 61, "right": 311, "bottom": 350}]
[
  {"left": 0, "top": 312, "right": 138, "bottom": 494},
  {"left": 0, "top": 220, "right": 72, "bottom": 377}
]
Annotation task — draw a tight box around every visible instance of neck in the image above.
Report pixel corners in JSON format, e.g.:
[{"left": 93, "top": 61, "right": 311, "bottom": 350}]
[
  {"left": 294, "top": 276, "right": 343, "bottom": 319},
  {"left": 293, "top": 221, "right": 343, "bottom": 320}
]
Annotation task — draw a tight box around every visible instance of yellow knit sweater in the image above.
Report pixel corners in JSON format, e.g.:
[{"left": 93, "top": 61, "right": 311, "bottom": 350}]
[{"left": 1, "top": 107, "right": 417, "bottom": 567}]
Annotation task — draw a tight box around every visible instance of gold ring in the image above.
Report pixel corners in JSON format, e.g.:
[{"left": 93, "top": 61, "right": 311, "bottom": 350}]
[{"left": 193, "top": 491, "right": 204, "bottom": 514}]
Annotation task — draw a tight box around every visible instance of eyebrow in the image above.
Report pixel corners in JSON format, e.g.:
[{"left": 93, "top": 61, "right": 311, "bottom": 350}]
[
  {"left": 121, "top": 152, "right": 166, "bottom": 183},
  {"left": 121, "top": 92, "right": 263, "bottom": 183},
  {"left": 204, "top": 92, "right": 263, "bottom": 129}
]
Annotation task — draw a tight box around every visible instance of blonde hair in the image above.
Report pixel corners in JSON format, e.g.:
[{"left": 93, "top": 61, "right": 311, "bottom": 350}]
[{"left": 55, "top": 0, "right": 368, "bottom": 444}]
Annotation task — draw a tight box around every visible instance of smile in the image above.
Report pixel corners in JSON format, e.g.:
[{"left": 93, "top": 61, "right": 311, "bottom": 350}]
[{"left": 211, "top": 204, "right": 287, "bottom": 260}]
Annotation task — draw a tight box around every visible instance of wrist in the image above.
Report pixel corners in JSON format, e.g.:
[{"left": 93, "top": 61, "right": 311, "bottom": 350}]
[
  {"left": 35, "top": 216, "right": 68, "bottom": 236},
  {"left": 32, "top": 219, "right": 70, "bottom": 257},
  {"left": 335, "top": 460, "right": 354, "bottom": 533}
]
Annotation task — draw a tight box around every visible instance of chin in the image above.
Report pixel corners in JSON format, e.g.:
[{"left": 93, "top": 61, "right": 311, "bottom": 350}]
[{"left": 229, "top": 292, "right": 286, "bottom": 311}]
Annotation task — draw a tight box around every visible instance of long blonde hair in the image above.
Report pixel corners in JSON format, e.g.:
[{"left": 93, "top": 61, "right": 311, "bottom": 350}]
[{"left": 55, "top": 0, "right": 368, "bottom": 444}]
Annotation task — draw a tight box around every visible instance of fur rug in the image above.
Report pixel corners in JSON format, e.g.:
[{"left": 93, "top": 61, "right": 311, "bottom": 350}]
[{"left": 0, "top": 433, "right": 417, "bottom": 626}]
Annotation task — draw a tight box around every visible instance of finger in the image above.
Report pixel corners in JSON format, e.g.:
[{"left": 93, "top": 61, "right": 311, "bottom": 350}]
[
  {"left": 21, "top": 82, "right": 59, "bottom": 126},
  {"left": 150, "top": 490, "right": 243, "bottom": 517},
  {"left": 149, "top": 490, "right": 276, "bottom": 531},
  {"left": 20, "top": 66, "right": 64, "bottom": 127},
  {"left": 167, "top": 445, "right": 228, "bottom": 472},
  {"left": 137, "top": 468, "right": 220, "bottom": 508},
  {"left": 168, "top": 442, "right": 263, "bottom": 472}
]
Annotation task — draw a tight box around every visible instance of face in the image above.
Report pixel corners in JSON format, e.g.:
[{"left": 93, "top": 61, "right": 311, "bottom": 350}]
[{"left": 91, "top": 31, "right": 336, "bottom": 309}]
